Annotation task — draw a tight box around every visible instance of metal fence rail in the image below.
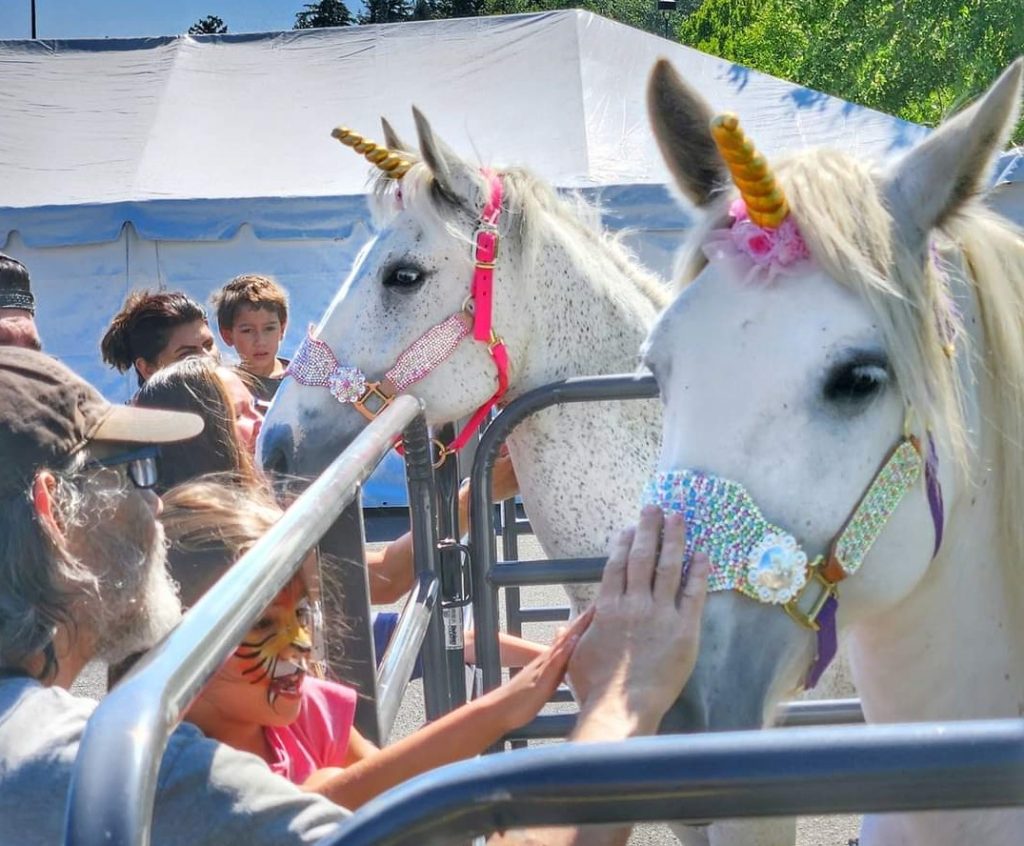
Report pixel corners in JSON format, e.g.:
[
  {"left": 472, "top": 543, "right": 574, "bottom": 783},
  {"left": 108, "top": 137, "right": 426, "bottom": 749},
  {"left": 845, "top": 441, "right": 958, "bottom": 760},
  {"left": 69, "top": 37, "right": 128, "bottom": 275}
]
[
  {"left": 317, "top": 718, "right": 1024, "bottom": 846},
  {"left": 468, "top": 373, "right": 661, "bottom": 698},
  {"left": 376, "top": 572, "right": 439, "bottom": 742},
  {"left": 64, "top": 396, "right": 433, "bottom": 846}
]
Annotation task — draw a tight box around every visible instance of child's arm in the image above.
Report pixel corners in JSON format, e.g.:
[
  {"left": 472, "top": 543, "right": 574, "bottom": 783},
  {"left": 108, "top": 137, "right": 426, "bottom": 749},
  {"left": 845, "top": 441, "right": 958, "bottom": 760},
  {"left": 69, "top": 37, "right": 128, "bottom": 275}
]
[
  {"left": 307, "top": 612, "right": 589, "bottom": 810},
  {"left": 367, "top": 454, "right": 519, "bottom": 605},
  {"left": 464, "top": 629, "right": 547, "bottom": 667}
]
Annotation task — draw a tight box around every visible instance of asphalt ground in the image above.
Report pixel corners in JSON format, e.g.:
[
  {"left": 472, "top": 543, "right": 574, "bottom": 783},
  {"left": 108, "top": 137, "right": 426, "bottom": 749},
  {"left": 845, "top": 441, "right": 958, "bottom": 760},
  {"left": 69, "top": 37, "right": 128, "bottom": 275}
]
[{"left": 71, "top": 528, "right": 860, "bottom": 846}]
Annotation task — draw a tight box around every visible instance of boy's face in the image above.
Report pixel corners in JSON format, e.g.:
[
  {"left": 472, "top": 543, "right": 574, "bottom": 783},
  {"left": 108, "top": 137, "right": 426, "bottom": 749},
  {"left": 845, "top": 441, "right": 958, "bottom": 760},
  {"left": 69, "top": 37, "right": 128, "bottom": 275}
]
[{"left": 222, "top": 305, "right": 285, "bottom": 374}]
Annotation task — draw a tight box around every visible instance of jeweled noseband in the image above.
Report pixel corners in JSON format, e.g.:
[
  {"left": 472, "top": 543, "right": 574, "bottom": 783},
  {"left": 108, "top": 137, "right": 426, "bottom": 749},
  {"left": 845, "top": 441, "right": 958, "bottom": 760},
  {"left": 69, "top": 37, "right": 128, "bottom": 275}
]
[
  {"left": 286, "top": 128, "right": 510, "bottom": 467},
  {"left": 643, "top": 114, "right": 946, "bottom": 689}
]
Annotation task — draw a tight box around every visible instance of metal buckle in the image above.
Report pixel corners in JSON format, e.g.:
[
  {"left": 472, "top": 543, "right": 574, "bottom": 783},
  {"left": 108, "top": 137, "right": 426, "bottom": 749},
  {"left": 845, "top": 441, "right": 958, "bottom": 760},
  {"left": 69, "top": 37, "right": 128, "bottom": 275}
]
[
  {"left": 353, "top": 382, "right": 393, "bottom": 421},
  {"left": 431, "top": 438, "right": 452, "bottom": 470},
  {"left": 487, "top": 329, "right": 504, "bottom": 351},
  {"left": 783, "top": 558, "right": 837, "bottom": 631}
]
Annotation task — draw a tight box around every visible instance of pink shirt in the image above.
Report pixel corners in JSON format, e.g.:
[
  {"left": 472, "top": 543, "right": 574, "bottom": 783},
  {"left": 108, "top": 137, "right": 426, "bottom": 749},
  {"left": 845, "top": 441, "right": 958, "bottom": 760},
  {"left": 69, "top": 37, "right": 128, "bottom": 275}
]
[{"left": 263, "top": 677, "right": 358, "bottom": 785}]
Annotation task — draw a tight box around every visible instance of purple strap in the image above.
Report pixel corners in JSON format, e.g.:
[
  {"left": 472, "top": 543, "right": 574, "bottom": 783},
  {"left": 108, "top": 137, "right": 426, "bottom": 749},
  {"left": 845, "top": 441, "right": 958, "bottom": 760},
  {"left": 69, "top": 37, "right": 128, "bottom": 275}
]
[
  {"left": 805, "top": 594, "right": 838, "bottom": 688},
  {"left": 925, "top": 434, "right": 944, "bottom": 557}
]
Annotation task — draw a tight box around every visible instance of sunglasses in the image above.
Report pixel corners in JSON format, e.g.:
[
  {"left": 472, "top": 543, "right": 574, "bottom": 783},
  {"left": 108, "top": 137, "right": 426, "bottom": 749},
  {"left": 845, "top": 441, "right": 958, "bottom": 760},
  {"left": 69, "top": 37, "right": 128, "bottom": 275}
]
[{"left": 84, "top": 445, "right": 161, "bottom": 490}]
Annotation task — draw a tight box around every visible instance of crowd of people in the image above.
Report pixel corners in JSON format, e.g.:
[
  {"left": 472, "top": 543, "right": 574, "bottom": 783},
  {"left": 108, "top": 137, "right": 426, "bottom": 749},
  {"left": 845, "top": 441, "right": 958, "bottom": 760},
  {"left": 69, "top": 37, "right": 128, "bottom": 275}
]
[{"left": 0, "top": 253, "right": 711, "bottom": 846}]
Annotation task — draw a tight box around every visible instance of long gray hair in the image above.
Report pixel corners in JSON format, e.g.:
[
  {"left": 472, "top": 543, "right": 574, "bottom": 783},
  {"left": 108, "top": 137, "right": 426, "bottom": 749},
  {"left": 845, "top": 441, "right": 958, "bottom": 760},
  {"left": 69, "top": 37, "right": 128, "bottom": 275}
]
[{"left": 0, "top": 455, "right": 127, "bottom": 680}]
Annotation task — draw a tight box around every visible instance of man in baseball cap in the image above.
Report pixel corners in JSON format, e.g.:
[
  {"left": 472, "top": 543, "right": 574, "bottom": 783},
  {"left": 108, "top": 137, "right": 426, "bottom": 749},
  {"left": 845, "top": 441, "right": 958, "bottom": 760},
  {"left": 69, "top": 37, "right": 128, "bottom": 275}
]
[
  {"left": 0, "top": 254, "right": 42, "bottom": 351},
  {"left": 0, "top": 346, "right": 350, "bottom": 845}
]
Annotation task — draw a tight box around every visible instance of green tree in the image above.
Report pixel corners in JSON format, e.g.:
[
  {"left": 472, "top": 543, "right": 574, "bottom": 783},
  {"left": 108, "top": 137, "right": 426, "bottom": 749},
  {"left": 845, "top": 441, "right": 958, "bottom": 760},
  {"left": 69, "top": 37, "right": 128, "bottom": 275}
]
[
  {"left": 360, "top": 0, "right": 414, "bottom": 23},
  {"left": 679, "top": 0, "right": 1024, "bottom": 144},
  {"left": 188, "top": 15, "right": 228, "bottom": 35},
  {"left": 481, "top": 0, "right": 701, "bottom": 38},
  {"left": 294, "top": 0, "right": 354, "bottom": 28}
]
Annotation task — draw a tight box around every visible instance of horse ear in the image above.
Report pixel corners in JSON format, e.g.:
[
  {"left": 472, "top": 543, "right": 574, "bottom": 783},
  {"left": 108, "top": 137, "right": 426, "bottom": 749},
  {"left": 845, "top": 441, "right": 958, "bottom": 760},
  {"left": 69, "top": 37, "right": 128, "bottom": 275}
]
[
  {"left": 381, "top": 117, "right": 413, "bottom": 154},
  {"left": 882, "top": 58, "right": 1023, "bottom": 246},
  {"left": 412, "top": 106, "right": 481, "bottom": 209},
  {"left": 646, "top": 58, "right": 728, "bottom": 208}
]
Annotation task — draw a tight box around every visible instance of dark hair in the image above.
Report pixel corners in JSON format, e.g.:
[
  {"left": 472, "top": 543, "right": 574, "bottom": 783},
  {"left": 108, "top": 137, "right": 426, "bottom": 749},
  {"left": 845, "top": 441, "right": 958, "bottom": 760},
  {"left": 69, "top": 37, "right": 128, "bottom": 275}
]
[
  {"left": 211, "top": 274, "right": 289, "bottom": 332},
  {"left": 100, "top": 290, "right": 207, "bottom": 384},
  {"left": 134, "top": 358, "right": 260, "bottom": 494}
]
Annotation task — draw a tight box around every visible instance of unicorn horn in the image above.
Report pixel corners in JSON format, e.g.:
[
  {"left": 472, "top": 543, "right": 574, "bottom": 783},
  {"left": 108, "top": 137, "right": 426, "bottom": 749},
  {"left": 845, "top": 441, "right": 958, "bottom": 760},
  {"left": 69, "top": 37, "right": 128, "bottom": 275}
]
[
  {"left": 331, "top": 127, "right": 412, "bottom": 179},
  {"left": 710, "top": 114, "right": 789, "bottom": 228}
]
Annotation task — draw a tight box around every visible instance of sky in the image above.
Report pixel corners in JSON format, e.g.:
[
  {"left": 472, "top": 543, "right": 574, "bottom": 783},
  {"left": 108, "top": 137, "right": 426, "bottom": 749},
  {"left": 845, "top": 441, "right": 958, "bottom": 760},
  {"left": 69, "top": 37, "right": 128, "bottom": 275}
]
[{"left": 0, "top": 1, "right": 340, "bottom": 40}]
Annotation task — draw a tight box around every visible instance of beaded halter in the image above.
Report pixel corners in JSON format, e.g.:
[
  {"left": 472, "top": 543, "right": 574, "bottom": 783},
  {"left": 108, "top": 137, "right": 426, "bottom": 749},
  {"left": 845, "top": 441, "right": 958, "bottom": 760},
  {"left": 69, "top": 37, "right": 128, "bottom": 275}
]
[
  {"left": 286, "top": 128, "right": 510, "bottom": 467},
  {"left": 642, "top": 114, "right": 946, "bottom": 688}
]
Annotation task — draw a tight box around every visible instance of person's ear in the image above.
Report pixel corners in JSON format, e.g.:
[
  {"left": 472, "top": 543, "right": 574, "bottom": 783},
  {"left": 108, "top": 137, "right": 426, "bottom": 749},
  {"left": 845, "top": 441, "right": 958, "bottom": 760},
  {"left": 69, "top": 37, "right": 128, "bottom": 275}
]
[
  {"left": 277, "top": 319, "right": 286, "bottom": 339},
  {"left": 135, "top": 357, "right": 157, "bottom": 382},
  {"left": 32, "top": 471, "right": 63, "bottom": 536},
  {"left": 220, "top": 326, "right": 235, "bottom": 346}
]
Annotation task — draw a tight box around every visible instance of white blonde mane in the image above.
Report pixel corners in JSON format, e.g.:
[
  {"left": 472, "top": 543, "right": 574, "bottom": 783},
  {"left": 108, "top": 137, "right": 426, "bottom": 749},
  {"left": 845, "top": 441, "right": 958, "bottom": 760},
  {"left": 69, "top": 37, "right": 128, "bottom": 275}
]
[
  {"left": 677, "top": 148, "right": 1024, "bottom": 608},
  {"left": 370, "top": 158, "right": 669, "bottom": 311}
]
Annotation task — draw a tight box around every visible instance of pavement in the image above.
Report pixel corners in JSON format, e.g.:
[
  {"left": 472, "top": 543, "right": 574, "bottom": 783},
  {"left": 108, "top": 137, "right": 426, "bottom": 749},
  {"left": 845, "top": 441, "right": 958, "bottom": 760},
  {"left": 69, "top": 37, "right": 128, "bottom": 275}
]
[{"left": 71, "top": 527, "right": 861, "bottom": 846}]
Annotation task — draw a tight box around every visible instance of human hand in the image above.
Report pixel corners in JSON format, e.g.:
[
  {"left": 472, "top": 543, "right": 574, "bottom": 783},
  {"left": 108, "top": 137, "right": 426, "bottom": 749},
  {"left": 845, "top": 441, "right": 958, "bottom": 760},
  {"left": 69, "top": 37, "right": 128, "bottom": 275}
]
[
  {"left": 489, "top": 452, "right": 518, "bottom": 503},
  {"left": 568, "top": 506, "right": 709, "bottom": 737},
  {"left": 482, "top": 609, "right": 593, "bottom": 733}
]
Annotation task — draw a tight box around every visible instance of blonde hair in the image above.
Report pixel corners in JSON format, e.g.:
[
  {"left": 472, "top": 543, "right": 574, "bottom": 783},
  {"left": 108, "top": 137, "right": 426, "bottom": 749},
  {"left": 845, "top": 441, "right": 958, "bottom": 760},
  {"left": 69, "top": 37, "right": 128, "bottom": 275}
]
[{"left": 161, "top": 478, "right": 283, "bottom": 608}]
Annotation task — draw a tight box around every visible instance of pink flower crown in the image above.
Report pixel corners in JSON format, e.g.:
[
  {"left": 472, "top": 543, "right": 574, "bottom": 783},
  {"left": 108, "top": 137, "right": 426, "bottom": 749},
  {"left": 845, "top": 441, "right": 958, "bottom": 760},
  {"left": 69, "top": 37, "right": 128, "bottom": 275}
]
[{"left": 703, "top": 198, "right": 811, "bottom": 281}]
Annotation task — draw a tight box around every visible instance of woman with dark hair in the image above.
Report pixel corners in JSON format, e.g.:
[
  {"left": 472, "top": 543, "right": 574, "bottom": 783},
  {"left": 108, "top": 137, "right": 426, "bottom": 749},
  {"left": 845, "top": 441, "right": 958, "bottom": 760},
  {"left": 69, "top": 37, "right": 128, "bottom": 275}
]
[
  {"left": 101, "top": 290, "right": 216, "bottom": 385},
  {"left": 134, "top": 357, "right": 263, "bottom": 493}
]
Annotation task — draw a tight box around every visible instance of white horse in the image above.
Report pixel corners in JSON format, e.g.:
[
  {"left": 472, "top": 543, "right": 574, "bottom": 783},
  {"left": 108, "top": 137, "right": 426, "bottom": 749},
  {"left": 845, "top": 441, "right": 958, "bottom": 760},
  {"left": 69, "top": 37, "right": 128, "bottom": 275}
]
[
  {"left": 261, "top": 110, "right": 809, "bottom": 846},
  {"left": 643, "top": 57, "right": 1024, "bottom": 845},
  {"left": 259, "top": 109, "right": 666, "bottom": 612}
]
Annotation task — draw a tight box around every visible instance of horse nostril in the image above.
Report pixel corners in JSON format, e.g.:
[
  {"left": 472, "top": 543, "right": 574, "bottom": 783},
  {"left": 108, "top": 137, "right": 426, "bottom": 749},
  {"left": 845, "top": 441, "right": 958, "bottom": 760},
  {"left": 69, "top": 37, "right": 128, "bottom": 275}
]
[
  {"left": 264, "top": 447, "right": 288, "bottom": 477},
  {"left": 259, "top": 424, "right": 294, "bottom": 477}
]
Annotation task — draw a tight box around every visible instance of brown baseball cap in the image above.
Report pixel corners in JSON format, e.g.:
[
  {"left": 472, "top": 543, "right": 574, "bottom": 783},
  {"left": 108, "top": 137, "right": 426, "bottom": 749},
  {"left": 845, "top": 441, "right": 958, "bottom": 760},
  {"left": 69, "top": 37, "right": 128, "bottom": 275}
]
[{"left": 0, "top": 347, "right": 204, "bottom": 499}]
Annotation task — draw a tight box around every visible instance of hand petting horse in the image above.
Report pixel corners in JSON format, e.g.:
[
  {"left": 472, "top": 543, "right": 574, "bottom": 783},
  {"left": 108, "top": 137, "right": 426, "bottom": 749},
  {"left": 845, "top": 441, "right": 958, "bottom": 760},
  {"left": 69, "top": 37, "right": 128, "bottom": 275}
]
[{"left": 644, "top": 57, "right": 1024, "bottom": 846}]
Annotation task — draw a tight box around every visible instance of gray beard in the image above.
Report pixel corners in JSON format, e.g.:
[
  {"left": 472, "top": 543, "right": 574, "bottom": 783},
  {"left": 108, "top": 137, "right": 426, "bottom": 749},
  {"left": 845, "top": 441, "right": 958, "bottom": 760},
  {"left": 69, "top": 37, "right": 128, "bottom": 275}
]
[{"left": 94, "top": 524, "right": 182, "bottom": 665}]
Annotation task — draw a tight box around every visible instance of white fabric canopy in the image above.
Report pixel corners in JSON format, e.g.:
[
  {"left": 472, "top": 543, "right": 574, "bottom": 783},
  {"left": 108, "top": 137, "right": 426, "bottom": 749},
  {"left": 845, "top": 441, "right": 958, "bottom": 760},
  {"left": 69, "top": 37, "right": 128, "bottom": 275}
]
[
  {"left": 0, "top": 11, "right": 935, "bottom": 504},
  {"left": 0, "top": 10, "right": 928, "bottom": 243}
]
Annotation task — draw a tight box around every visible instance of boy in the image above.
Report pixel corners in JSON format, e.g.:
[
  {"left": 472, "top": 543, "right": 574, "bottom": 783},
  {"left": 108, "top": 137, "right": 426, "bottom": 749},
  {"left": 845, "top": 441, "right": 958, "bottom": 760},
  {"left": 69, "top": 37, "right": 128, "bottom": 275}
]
[{"left": 212, "top": 274, "right": 290, "bottom": 409}]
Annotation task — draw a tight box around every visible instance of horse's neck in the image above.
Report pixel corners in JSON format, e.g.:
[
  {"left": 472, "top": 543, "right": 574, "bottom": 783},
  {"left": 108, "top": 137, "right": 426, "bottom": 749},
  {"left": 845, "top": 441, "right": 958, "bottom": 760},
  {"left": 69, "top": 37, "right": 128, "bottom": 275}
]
[
  {"left": 505, "top": 236, "right": 663, "bottom": 571},
  {"left": 847, "top": 489, "right": 1023, "bottom": 723},
  {"left": 512, "top": 237, "right": 663, "bottom": 388}
]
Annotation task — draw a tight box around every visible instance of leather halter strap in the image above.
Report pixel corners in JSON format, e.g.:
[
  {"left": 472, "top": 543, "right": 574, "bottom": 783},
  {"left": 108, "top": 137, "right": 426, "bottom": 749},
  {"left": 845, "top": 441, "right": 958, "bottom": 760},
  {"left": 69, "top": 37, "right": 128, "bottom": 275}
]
[{"left": 287, "top": 171, "right": 509, "bottom": 467}]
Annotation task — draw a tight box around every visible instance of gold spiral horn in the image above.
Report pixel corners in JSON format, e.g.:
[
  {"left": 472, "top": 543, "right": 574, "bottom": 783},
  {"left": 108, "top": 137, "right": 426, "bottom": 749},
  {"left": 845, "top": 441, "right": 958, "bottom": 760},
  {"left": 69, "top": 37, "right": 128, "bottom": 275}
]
[
  {"left": 710, "top": 113, "right": 789, "bottom": 228},
  {"left": 331, "top": 127, "right": 412, "bottom": 179}
]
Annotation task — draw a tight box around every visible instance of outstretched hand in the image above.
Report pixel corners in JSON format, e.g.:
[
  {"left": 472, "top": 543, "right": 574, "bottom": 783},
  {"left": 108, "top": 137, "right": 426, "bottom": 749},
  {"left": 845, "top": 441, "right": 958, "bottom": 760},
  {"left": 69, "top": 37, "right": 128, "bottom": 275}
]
[
  {"left": 569, "top": 505, "right": 710, "bottom": 737},
  {"left": 482, "top": 609, "right": 593, "bottom": 733}
]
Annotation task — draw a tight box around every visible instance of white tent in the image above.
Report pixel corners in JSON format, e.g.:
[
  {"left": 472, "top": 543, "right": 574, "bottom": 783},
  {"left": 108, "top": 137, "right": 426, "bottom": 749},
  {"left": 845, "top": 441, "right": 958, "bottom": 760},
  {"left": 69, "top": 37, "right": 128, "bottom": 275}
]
[
  {"left": 991, "top": 148, "right": 1024, "bottom": 227},
  {"left": 0, "top": 11, "right": 930, "bottom": 504}
]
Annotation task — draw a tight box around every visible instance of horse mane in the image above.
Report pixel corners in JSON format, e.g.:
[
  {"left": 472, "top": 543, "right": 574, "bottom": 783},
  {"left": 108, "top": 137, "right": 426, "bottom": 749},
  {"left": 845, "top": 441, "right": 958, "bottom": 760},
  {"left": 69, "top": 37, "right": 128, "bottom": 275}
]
[
  {"left": 677, "top": 147, "right": 1024, "bottom": 601},
  {"left": 369, "top": 157, "right": 669, "bottom": 311}
]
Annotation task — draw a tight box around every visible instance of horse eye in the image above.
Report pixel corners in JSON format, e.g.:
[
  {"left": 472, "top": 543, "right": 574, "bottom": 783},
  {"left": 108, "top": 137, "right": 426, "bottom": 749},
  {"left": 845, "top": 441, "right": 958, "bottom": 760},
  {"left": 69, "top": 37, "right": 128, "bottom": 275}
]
[
  {"left": 383, "top": 265, "right": 425, "bottom": 291},
  {"left": 823, "top": 360, "right": 889, "bottom": 406}
]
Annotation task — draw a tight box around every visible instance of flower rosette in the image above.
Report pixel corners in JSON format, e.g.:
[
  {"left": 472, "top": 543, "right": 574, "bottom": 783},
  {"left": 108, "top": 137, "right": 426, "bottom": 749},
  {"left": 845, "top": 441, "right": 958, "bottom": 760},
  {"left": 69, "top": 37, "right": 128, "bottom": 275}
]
[
  {"left": 744, "top": 532, "right": 809, "bottom": 604},
  {"left": 702, "top": 199, "right": 812, "bottom": 284},
  {"left": 327, "top": 366, "right": 367, "bottom": 404}
]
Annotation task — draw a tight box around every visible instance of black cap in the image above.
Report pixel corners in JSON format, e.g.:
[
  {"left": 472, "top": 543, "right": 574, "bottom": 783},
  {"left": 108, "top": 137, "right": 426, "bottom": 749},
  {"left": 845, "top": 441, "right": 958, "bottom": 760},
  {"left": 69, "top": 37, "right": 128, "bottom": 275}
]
[
  {"left": 0, "top": 254, "right": 34, "bottom": 314},
  {"left": 0, "top": 348, "right": 203, "bottom": 499}
]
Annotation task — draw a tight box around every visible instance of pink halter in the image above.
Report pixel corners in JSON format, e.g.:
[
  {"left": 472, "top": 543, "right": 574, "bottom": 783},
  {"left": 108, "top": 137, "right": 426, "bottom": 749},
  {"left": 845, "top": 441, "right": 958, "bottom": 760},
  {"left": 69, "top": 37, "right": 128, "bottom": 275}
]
[{"left": 287, "top": 171, "right": 509, "bottom": 467}]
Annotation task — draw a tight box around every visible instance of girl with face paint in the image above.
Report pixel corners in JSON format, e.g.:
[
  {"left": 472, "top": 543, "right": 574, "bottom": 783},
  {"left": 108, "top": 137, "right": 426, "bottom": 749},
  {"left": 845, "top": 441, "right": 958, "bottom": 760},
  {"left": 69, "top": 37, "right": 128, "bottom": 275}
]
[{"left": 162, "top": 481, "right": 587, "bottom": 807}]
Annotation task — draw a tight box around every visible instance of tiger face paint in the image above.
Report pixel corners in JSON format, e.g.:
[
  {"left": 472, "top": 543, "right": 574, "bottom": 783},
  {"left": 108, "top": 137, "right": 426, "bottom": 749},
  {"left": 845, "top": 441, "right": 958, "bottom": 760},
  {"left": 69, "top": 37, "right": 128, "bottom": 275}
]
[{"left": 234, "top": 579, "right": 315, "bottom": 708}]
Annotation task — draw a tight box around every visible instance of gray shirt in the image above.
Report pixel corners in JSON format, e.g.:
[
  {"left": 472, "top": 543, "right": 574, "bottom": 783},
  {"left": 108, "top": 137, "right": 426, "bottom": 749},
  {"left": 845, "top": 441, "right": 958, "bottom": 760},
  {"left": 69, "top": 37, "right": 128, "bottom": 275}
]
[{"left": 0, "top": 676, "right": 348, "bottom": 845}]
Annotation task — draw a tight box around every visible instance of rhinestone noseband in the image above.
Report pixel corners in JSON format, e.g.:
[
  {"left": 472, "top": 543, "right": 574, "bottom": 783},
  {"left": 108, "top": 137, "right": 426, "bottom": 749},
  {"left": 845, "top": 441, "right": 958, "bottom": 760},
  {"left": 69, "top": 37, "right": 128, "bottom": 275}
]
[{"left": 643, "top": 434, "right": 942, "bottom": 688}]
